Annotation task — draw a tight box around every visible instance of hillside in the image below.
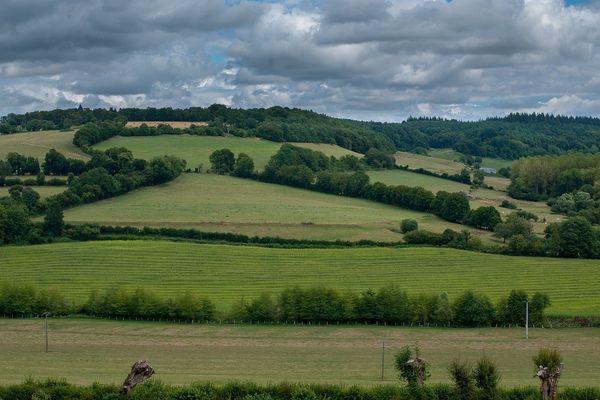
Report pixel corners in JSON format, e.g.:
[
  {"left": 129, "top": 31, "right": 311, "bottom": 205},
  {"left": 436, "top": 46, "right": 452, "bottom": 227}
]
[
  {"left": 0, "top": 129, "right": 87, "bottom": 161},
  {"left": 1, "top": 240, "right": 599, "bottom": 316},
  {"left": 61, "top": 173, "right": 474, "bottom": 242},
  {"left": 91, "top": 135, "right": 358, "bottom": 171}
]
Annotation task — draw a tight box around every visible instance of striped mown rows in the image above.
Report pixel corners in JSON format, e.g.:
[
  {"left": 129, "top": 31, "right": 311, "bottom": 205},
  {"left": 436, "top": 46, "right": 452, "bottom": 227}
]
[{"left": 1, "top": 240, "right": 599, "bottom": 316}]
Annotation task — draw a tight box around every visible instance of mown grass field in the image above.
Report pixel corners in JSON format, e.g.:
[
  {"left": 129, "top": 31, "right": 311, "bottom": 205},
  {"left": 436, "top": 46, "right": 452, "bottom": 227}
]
[
  {"left": 0, "top": 186, "right": 65, "bottom": 199},
  {"left": 1, "top": 240, "right": 599, "bottom": 316},
  {"left": 394, "top": 151, "right": 465, "bottom": 175},
  {"left": 61, "top": 173, "right": 474, "bottom": 241},
  {"left": 0, "top": 130, "right": 88, "bottom": 161},
  {"left": 427, "top": 148, "right": 512, "bottom": 170},
  {"left": 0, "top": 318, "right": 598, "bottom": 386},
  {"left": 92, "top": 135, "right": 358, "bottom": 171}
]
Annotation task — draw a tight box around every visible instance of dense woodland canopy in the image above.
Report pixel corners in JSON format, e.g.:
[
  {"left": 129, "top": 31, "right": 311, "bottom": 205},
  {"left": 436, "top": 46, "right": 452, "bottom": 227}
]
[{"left": 3, "top": 106, "right": 600, "bottom": 158}]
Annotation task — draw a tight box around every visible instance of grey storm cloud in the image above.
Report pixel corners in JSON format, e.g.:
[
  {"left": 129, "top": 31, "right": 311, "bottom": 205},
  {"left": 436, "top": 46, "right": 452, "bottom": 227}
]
[{"left": 1, "top": 0, "right": 600, "bottom": 121}]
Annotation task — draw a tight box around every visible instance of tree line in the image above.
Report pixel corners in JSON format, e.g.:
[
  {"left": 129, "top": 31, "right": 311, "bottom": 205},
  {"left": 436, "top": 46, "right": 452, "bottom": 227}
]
[
  {"left": 0, "top": 283, "right": 550, "bottom": 327},
  {"left": 6, "top": 105, "right": 600, "bottom": 159},
  {"left": 210, "top": 144, "right": 497, "bottom": 229}
]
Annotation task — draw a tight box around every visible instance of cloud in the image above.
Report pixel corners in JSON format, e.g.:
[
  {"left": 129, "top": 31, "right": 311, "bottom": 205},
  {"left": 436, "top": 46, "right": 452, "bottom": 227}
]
[{"left": 1, "top": 0, "right": 600, "bottom": 120}]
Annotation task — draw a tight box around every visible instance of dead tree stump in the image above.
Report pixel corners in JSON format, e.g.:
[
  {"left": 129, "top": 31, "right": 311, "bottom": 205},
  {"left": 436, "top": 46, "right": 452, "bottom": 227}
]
[
  {"left": 122, "top": 360, "right": 155, "bottom": 395},
  {"left": 535, "top": 363, "right": 563, "bottom": 400},
  {"left": 406, "top": 357, "right": 427, "bottom": 386}
]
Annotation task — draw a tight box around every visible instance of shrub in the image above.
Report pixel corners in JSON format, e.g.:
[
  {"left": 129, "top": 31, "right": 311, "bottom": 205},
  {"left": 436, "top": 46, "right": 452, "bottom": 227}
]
[
  {"left": 449, "top": 359, "right": 475, "bottom": 400},
  {"left": 400, "top": 219, "right": 419, "bottom": 233},
  {"left": 474, "top": 356, "right": 500, "bottom": 400}
]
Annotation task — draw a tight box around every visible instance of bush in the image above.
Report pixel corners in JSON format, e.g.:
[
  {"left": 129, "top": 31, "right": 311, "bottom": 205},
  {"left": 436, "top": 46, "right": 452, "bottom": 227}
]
[
  {"left": 474, "top": 356, "right": 500, "bottom": 400},
  {"left": 400, "top": 219, "right": 419, "bottom": 233},
  {"left": 500, "top": 200, "right": 517, "bottom": 209},
  {"left": 449, "top": 360, "right": 475, "bottom": 400}
]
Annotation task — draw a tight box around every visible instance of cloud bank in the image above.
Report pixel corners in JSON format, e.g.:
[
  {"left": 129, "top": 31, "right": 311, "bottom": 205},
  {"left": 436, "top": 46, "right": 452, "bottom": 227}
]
[{"left": 1, "top": 0, "right": 599, "bottom": 121}]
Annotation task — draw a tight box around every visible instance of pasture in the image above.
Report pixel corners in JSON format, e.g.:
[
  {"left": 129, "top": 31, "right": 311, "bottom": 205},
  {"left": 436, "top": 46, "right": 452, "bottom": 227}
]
[
  {"left": 0, "top": 186, "right": 65, "bottom": 199},
  {"left": 0, "top": 130, "right": 88, "bottom": 161},
  {"left": 0, "top": 319, "right": 598, "bottom": 386},
  {"left": 92, "top": 135, "right": 359, "bottom": 171},
  {"left": 1, "top": 240, "right": 599, "bottom": 315},
  {"left": 394, "top": 151, "right": 465, "bottom": 175},
  {"left": 61, "top": 173, "right": 473, "bottom": 241},
  {"left": 125, "top": 121, "right": 208, "bottom": 128}
]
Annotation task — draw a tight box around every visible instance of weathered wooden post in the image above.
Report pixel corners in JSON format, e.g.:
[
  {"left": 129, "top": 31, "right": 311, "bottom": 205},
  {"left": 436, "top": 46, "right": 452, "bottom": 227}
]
[{"left": 122, "top": 360, "right": 155, "bottom": 395}]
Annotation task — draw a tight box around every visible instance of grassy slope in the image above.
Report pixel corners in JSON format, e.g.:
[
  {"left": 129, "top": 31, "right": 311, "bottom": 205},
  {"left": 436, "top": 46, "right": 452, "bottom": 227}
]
[
  {"left": 61, "top": 173, "right": 475, "bottom": 242},
  {"left": 92, "top": 135, "right": 359, "bottom": 171},
  {"left": 0, "top": 319, "right": 598, "bottom": 386},
  {"left": 395, "top": 151, "right": 465, "bottom": 175},
  {"left": 427, "top": 148, "right": 512, "bottom": 170},
  {"left": 0, "top": 186, "right": 65, "bottom": 199},
  {"left": 0, "top": 130, "right": 88, "bottom": 161},
  {"left": 1, "top": 240, "right": 599, "bottom": 315}
]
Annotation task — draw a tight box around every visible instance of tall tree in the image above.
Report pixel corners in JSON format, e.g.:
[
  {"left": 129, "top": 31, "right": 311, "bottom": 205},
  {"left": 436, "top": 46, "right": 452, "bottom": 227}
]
[{"left": 44, "top": 201, "right": 64, "bottom": 236}]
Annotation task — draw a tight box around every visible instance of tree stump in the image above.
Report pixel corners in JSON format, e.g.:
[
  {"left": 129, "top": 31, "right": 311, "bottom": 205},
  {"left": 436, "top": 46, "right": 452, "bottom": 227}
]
[
  {"left": 406, "top": 357, "right": 427, "bottom": 386},
  {"left": 122, "top": 360, "right": 155, "bottom": 395},
  {"left": 535, "top": 363, "right": 563, "bottom": 400}
]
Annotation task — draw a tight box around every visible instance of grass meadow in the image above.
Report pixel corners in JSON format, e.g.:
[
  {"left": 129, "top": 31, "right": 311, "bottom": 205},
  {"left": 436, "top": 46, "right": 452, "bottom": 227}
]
[
  {"left": 0, "top": 130, "right": 88, "bottom": 161},
  {"left": 0, "top": 186, "right": 65, "bottom": 199},
  {"left": 1, "top": 240, "right": 599, "bottom": 316},
  {"left": 92, "top": 135, "right": 359, "bottom": 171},
  {"left": 61, "top": 173, "right": 475, "bottom": 241},
  {"left": 0, "top": 318, "right": 598, "bottom": 386}
]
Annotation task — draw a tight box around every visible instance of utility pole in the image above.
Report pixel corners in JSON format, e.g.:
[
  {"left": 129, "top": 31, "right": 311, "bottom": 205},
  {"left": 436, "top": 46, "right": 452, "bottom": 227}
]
[
  {"left": 43, "top": 312, "right": 50, "bottom": 352},
  {"left": 525, "top": 300, "right": 529, "bottom": 339}
]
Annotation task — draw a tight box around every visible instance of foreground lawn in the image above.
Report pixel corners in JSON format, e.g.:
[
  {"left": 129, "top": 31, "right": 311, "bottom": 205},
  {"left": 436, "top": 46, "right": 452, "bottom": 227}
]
[
  {"left": 0, "top": 318, "right": 597, "bottom": 386},
  {"left": 92, "top": 135, "right": 358, "bottom": 171},
  {"left": 0, "top": 130, "right": 88, "bottom": 161},
  {"left": 1, "top": 240, "right": 599, "bottom": 315},
  {"left": 61, "top": 174, "right": 471, "bottom": 241}
]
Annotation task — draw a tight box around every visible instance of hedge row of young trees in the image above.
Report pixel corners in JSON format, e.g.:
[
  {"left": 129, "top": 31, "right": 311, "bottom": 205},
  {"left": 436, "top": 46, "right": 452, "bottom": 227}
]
[
  {"left": 230, "top": 287, "right": 550, "bottom": 327},
  {"left": 0, "top": 283, "right": 550, "bottom": 327}
]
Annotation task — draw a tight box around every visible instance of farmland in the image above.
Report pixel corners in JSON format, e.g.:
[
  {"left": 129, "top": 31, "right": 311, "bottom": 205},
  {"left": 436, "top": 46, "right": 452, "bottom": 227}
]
[
  {"left": 0, "top": 318, "right": 598, "bottom": 386},
  {"left": 125, "top": 121, "right": 208, "bottom": 128},
  {"left": 0, "top": 185, "right": 65, "bottom": 199},
  {"left": 1, "top": 240, "right": 599, "bottom": 315},
  {"left": 92, "top": 135, "right": 359, "bottom": 171},
  {"left": 61, "top": 173, "right": 475, "bottom": 241},
  {"left": 0, "top": 130, "right": 88, "bottom": 161},
  {"left": 394, "top": 151, "right": 465, "bottom": 175}
]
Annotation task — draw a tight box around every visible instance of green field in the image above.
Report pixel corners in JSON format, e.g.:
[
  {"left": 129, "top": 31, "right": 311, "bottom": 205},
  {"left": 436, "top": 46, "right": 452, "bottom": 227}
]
[
  {"left": 427, "top": 148, "right": 512, "bottom": 171},
  {"left": 0, "top": 186, "right": 65, "bottom": 199},
  {"left": 0, "top": 319, "right": 597, "bottom": 386},
  {"left": 1, "top": 240, "right": 599, "bottom": 315},
  {"left": 0, "top": 130, "right": 88, "bottom": 161},
  {"left": 61, "top": 173, "right": 472, "bottom": 241},
  {"left": 92, "top": 135, "right": 359, "bottom": 171},
  {"left": 368, "top": 170, "right": 472, "bottom": 193},
  {"left": 395, "top": 151, "right": 465, "bottom": 175}
]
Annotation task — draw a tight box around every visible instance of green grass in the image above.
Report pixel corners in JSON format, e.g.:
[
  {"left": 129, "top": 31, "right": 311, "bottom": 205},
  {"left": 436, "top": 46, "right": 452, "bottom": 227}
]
[
  {"left": 395, "top": 151, "right": 466, "bottom": 175},
  {"left": 0, "top": 130, "right": 88, "bottom": 161},
  {"left": 1, "top": 240, "right": 599, "bottom": 316},
  {"left": 92, "top": 135, "right": 359, "bottom": 171},
  {"left": 0, "top": 319, "right": 598, "bottom": 387},
  {"left": 368, "top": 170, "right": 471, "bottom": 193},
  {"left": 61, "top": 173, "right": 472, "bottom": 241},
  {"left": 0, "top": 186, "right": 65, "bottom": 199},
  {"left": 427, "top": 148, "right": 513, "bottom": 171}
]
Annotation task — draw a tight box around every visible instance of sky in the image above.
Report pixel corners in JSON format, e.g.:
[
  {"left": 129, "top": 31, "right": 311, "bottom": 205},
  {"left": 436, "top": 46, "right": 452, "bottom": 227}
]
[{"left": 1, "top": 0, "right": 600, "bottom": 121}]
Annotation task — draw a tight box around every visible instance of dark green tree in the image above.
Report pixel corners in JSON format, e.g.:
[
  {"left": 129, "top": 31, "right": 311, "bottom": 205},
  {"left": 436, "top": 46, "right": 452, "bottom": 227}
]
[
  {"left": 209, "top": 149, "right": 235, "bottom": 174},
  {"left": 44, "top": 201, "right": 64, "bottom": 236},
  {"left": 233, "top": 153, "right": 255, "bottom": 178}
]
